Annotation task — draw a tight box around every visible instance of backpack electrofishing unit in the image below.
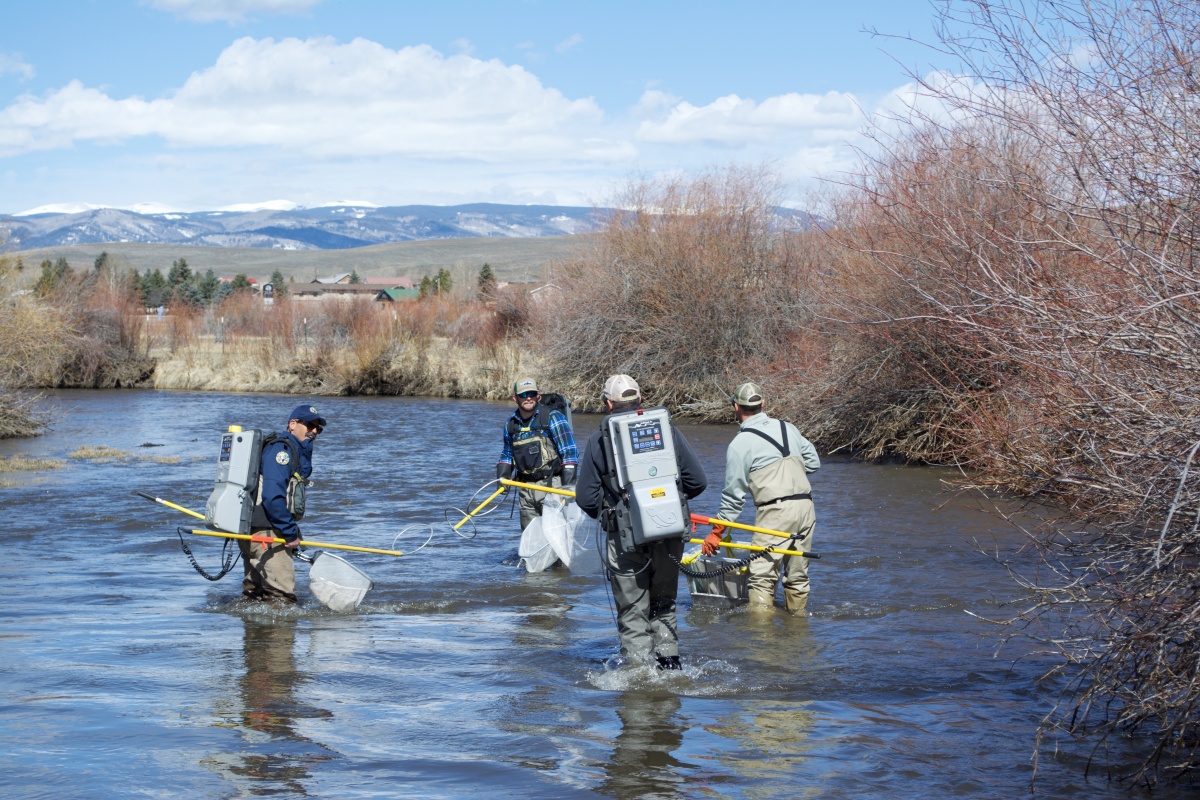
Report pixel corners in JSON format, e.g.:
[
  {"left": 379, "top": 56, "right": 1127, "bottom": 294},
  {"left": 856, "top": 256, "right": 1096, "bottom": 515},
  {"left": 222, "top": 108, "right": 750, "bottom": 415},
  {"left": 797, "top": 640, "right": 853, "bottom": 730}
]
[
  {"left": 600, "top": 407, "right": 689, "bottom": 551},
  {"left": 205, "top": 426, "right": 306, "bottom": 534}
]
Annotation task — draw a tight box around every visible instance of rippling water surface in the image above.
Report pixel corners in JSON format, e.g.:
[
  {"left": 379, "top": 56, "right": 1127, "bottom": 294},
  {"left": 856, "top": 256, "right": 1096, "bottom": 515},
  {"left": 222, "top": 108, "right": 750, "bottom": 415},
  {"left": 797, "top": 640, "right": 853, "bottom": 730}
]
[{"left": 0, "top": 390, "right": 1190, "bottom": 799}]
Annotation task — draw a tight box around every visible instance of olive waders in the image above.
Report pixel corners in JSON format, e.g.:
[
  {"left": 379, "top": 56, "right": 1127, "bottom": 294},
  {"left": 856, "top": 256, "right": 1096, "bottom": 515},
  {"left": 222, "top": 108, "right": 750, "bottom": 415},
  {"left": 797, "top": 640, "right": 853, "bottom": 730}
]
[{"left": 748, "top": 456, "right": 815, "bottom": 613}]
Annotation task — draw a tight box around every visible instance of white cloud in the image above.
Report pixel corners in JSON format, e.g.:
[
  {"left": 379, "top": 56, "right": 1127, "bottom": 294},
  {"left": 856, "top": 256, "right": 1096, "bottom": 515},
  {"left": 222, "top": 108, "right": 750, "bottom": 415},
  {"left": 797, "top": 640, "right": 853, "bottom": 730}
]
[
  {"left": 0, "top": 53, "right": 34, "bottom": 80},
  {"left": 636, "top": 90, "right": 866, "bottom": 146},
  {"left": 0, "top": 37, "right": 620, "bottom": 161},
  {"left": 147, "top": 0, "right": 322, "bottom": 23},
  {"left": 555, "top": 34, "right": 583, "bottom": 54}
]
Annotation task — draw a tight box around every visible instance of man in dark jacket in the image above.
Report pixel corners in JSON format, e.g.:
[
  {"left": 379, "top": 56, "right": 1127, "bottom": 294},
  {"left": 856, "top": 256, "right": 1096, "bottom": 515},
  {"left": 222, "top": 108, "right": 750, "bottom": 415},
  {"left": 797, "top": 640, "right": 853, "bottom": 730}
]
[
  {"left": 241, "top": 404, "right": 324, "bottom": 604},
  {"left": 576, "top": 375, "right": 707, "bottom": 669}
]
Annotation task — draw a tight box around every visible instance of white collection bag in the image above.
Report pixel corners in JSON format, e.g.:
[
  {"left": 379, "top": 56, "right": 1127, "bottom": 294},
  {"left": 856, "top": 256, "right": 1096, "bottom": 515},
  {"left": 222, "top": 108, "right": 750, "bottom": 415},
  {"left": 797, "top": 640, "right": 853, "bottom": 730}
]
[{"left": 518, "top": 515, "right": 558, "bottom": 573}]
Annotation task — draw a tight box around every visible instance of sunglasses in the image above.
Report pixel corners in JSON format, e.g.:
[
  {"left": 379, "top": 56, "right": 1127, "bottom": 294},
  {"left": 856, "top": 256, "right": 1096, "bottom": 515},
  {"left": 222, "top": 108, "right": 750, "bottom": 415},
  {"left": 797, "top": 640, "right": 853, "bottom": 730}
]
[
  {"left": 298, "top": 419, "right": 324, "bottom": 432},
  {"left": 517, "top": 391, "right": 538, "bottom": 400}
]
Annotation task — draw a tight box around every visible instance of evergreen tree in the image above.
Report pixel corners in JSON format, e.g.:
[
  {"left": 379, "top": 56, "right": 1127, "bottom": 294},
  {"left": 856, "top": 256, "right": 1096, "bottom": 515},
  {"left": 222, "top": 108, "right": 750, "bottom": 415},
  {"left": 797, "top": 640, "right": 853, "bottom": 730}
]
[
  {"left": 94, "top": 251, "right": 110, "bottom": 272},
  {"left": 168, "top": 258, "right": 191, "bottom": 287},
  {"left": 34, "top": 257, "right": 72, "bottom": 297},
  {"left": 269, "top": 269, "right": 288, "bottom": 297},
  {"left": 435, "top": 268, "right": 453, "bottom": 296},
  {"left": 197, "top": 269, "right": 220, "bottom": 305},
  {"left": 349, "top": 270, "right": 361, "bottom": 284},
  {"left": 142, "top": 268, "right": 169, "bottom": 308},
  {"left": 230, "top": 274, "right": 252, "bottom": 293},
  {"left": 174, "top": 279, "right": 201, "bottom": 308},
  {"left": 477, "top": 263, "right": 496, "bottom": 299},
  {"left": 418, "top": 274, "right": 434, "bottom": 299}
]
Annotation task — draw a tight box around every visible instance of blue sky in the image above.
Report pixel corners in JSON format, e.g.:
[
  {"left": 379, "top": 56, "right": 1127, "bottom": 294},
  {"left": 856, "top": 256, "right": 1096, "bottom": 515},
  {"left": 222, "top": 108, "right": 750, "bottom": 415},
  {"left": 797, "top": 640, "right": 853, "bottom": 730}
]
[{"left": 0, "top": 0, "right": 949, "bottom": 214}]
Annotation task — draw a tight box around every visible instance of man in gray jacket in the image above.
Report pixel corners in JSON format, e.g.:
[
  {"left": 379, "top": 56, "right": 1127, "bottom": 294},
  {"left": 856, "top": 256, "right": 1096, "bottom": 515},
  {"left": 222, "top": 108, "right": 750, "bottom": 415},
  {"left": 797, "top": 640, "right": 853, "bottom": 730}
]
[{"left": 702, "top": 382, "right": 819, "bottom": 614}]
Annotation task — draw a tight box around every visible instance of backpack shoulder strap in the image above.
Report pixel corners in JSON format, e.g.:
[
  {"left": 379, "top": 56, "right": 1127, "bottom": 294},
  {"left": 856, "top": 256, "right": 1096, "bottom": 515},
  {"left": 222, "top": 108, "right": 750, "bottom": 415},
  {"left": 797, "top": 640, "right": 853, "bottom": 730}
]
[
  {"left": 739, "top": 421, "right": 790, "bottom": 456},
  {"left": 262, "top": 431, "right": 300, "bottom": 474}
]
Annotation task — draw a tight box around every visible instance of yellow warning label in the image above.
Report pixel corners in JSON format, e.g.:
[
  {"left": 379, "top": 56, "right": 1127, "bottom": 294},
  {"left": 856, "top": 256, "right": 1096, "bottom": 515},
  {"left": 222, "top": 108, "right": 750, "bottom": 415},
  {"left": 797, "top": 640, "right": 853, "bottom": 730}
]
[{"left": 650, "top": 488, "right": 666, "bottom": 499}]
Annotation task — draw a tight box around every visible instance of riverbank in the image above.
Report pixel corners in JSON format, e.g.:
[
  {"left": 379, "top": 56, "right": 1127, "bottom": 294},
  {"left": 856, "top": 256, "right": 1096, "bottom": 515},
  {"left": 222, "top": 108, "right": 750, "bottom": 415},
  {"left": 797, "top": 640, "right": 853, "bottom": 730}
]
[{"left": 145, "top": 334, "right": 536, "bottom": 401}]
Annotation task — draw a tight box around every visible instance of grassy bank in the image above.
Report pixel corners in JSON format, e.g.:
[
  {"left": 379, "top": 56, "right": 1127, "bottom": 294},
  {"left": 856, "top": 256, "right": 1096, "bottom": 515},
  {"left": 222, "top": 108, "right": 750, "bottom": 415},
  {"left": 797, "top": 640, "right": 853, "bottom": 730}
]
[
  {"left": 148, "top": 331, "right": 533, "bottom": 400},
  {"left": 138, "top": 292, "right": 538, "bottom": 400}
]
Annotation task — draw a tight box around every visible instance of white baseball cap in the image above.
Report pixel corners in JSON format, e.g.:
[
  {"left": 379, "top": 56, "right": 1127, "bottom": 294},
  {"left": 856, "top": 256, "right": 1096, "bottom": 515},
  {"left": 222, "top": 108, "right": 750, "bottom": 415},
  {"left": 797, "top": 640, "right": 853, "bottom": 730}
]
[{"left": 602, "top": 374, "right": 641, "bottom": 402}]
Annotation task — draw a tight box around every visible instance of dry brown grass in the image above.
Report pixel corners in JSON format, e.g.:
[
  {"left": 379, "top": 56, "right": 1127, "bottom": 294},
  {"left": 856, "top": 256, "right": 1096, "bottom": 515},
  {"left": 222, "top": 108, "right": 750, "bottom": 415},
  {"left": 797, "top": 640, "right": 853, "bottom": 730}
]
[
  {"left": 0, "top": 454, "right": 65, "bottom": 472},
  {"left": 69, "top": 445, "right": 130, "bottom": 461}
]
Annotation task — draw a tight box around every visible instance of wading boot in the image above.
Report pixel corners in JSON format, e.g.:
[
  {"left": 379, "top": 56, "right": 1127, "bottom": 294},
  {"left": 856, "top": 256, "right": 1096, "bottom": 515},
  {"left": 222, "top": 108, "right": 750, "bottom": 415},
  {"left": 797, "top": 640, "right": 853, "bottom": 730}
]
[
  {"left": 748, "top": 587, "right": 775, "bottom": 609},
  {"left": 785, "top": 591, "right": 808, "bottom": 616},
  {"left": 656, "top": 655, "right": 682, "bottom": 671}
]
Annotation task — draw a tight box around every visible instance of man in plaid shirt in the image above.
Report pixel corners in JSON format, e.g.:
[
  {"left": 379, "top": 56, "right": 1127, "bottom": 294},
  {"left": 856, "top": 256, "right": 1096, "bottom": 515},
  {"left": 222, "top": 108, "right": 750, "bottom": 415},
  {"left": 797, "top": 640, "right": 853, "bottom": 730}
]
[{"left": 496, "top": 377, "right": 578, "bottom": 531}]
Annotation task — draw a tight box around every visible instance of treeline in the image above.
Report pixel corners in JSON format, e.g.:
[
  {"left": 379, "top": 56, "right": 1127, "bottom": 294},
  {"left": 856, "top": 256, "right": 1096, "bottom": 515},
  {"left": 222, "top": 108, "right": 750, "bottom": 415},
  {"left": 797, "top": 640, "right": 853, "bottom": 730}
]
[
  {"left": 525, "top": 0, "right": 1200, "bottom": 784},
  {"left": 32, "top": 252, "right": 257, "bottom": 309}
]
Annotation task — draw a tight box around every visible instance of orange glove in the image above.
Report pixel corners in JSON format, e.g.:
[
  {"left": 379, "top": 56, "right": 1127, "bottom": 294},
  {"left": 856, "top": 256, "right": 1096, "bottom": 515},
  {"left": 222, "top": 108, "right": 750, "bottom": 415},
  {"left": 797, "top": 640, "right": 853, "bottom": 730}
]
[{"left": 701, "top": 524, "right": 728, "bottom": 556}]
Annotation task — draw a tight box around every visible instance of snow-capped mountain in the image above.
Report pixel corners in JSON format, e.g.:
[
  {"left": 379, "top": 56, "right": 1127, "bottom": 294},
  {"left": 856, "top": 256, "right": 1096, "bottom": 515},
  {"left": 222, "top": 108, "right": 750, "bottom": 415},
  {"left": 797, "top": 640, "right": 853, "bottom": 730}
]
[
  {"left": 0, "top": 203, "right": 607, "bottom": 251},
  {"left": 0, "top": 202, "right": 819, "bottom": 251}
]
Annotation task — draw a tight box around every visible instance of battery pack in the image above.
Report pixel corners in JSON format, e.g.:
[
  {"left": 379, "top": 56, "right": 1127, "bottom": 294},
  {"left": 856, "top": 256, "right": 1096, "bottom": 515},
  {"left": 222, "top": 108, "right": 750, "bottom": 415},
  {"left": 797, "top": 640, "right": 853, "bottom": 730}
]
[
  {"left": 606, "top": 408, "right": 688, "bottom": 546},
  {"left": 205, "top": 427, "right": 262, "bottom": 534}
]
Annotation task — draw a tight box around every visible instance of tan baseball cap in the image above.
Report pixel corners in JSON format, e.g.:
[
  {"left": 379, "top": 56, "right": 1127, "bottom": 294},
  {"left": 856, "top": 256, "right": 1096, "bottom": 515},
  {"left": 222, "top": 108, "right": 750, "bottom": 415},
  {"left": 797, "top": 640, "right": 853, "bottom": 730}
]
[
  {"left": 512, "top": 377, "right": 539, "bottom": 395},
  {"left": 730, "top": 382, "right": 764, "bottom": 405},
  {"left": 602, "top": 374, "right": 641, "bottom": 402}
]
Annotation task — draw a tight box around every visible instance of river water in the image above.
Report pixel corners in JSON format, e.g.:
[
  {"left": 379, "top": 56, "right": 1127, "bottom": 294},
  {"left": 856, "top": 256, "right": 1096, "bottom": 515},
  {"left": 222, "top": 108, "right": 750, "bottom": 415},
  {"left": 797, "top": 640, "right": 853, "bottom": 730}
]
[{"left": 0, "top": 390, "right": 1190, "bottom": 799}]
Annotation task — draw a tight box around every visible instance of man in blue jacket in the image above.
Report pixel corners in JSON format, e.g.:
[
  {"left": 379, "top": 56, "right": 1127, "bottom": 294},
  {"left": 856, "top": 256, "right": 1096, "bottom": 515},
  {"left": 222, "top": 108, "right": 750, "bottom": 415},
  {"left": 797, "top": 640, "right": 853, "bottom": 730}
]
[{"left": 241, "top": 404, "right": 325, "bottom": 604}]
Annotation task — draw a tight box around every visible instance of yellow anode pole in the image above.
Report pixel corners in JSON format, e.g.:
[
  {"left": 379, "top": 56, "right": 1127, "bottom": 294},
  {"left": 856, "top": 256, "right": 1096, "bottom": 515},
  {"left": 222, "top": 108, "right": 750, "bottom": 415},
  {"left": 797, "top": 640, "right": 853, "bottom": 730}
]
[
  {"left": 134, "top": 491, "right": 205, "bottom": 520},
  {"left": 452, "top": 486, "right": 506, "bottom": 530},
  {"left": 181, "top": 528, "right": 405, "bottom": 558},
  {"left": 499, "top": 478, "right": 578, "bottom": 498},
  {"left": 138, "top": 492, "right": 405, "bottom": 557},
  {"left": 684, "top": 538, "right": 811, "bottom": 558},
  {"left": 496, "top": 480, "right": 804, "bottom": 540},
  {"left": 688, "top": 512, "right": 804, "bottom": 541}
]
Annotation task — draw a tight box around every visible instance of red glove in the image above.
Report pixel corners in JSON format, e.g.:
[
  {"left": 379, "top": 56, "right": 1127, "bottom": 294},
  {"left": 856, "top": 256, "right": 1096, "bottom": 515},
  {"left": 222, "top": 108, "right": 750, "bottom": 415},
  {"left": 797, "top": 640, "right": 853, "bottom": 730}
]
[{"left": 701, "top": 524, "right": 728, "bottom": 556}]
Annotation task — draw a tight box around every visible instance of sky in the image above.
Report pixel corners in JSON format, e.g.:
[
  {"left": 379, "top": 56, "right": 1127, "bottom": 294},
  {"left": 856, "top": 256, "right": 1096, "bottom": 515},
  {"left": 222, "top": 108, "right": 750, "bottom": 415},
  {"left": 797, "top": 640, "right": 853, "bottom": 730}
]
[{"left": 0, "top": 0, "right": 951, "bottom": 215}]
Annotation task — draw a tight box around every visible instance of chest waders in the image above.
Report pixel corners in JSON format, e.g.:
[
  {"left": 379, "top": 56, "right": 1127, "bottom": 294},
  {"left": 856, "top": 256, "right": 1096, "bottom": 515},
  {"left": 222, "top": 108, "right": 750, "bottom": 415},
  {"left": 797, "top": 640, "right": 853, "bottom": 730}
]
[
  {"left": 680, "top": 422, "right": 814, "bottom": 583},
  {"left": 508, "top": 407, "right": 563, "bottom": 481}
]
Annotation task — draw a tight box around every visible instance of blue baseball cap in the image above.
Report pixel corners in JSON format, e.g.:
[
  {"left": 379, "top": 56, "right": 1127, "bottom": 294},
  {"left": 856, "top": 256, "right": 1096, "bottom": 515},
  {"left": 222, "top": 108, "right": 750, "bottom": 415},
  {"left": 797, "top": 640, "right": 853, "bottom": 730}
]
[{"left": 288, "top": 404, "right": 327, "bottom": 427}]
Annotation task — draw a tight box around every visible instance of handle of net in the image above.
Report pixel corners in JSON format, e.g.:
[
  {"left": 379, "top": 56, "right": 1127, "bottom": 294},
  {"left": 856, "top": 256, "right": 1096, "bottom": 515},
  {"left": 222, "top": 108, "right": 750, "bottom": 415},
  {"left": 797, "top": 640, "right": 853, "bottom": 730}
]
[
  {"left": 133, "top": 490, "right": 205, "bottom": 520},
  {"left": 177, "top": 527, "right": 406, "bottom": 557},
  {"left": 499, "top": 478, "right": 578, "bottom": 498},
  {"left": 690, "top": 512, "right": 811, "bottom": 542},
  {"left": 451, "top": 484, "right": 508, "bottom": 530},
  {"left": 685, "top": 537, "right": 816, "bottom": 559}
]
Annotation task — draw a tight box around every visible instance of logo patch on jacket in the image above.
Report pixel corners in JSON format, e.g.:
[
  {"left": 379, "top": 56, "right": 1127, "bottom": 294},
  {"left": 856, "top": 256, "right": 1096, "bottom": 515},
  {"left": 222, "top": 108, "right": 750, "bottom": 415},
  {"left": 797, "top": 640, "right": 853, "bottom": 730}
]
[{"left": 276, "top": 451, "right": 290, "bottom": 465}]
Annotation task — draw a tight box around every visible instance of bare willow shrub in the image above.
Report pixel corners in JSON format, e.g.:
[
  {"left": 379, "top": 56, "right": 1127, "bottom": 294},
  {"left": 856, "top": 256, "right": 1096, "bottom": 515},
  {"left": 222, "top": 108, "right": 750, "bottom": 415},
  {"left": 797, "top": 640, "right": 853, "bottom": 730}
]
[
  {"left": 0, "top": 247, "right": 71, "bottom": 437},
  {"left": 536, "top": 165, "right": 809, "bottom": 413},
  {"left": 822, "top": 0, "right": 1200, "bottom": 783},
  {"left": 57, "top": 276, "right": 155, "bottom": 387}
]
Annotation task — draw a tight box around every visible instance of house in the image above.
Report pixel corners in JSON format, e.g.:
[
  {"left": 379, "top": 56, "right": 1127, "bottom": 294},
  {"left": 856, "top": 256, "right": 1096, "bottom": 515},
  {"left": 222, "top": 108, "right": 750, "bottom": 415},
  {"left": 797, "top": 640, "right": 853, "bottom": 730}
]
[
  {"left": 374, "top": 287, "right": 420, "bottom": 302},
  {"left": 312, "top": 273, "right": 353, "bottom": 285}
]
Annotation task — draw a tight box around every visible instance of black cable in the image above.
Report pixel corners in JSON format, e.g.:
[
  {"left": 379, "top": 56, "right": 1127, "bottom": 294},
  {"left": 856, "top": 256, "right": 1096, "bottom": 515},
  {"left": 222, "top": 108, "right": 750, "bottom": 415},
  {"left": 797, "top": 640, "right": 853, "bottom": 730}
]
[
  {"left": 671, "top": 533, "right": 806, "bottom": 578},
  {"left": 176, "top": 526, "right": 240, "bottom": 581}
]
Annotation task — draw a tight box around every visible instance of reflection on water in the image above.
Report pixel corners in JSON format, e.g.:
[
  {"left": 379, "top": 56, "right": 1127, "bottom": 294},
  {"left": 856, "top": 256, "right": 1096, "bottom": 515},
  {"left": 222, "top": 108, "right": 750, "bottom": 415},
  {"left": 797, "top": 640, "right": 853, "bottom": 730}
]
[
  {"left": 0, "top": 389, "right": 1197, "bottom": 799},
  {"left": 601, "top": 691, "right": 685, "bottom": 800},
  {"left": 209, "top": 616, "right": 336, "bottom": 796}
]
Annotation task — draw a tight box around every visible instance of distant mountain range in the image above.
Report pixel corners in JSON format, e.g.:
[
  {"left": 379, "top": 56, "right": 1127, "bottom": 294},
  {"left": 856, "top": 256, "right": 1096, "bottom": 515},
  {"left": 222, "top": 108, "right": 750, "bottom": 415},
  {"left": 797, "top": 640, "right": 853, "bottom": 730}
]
[{"left": 0, "top": 202, "right": 819, "bottom": 251}]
